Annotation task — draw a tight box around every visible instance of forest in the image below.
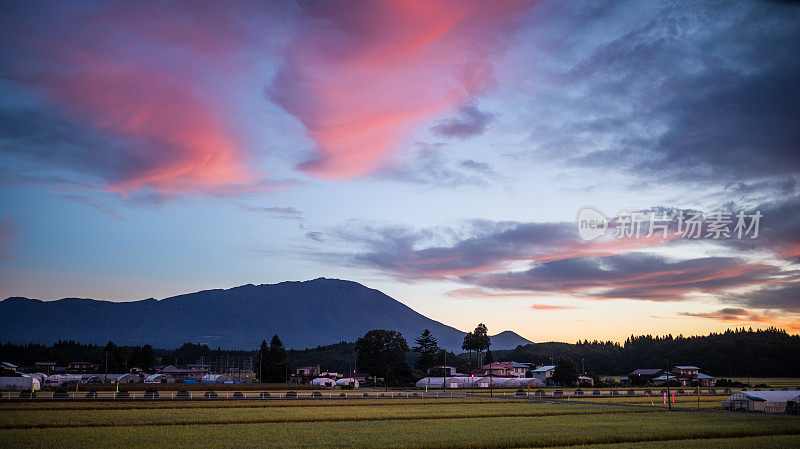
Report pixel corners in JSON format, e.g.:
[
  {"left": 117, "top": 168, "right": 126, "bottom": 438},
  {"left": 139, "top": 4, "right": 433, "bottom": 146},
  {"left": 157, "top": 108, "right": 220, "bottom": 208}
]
[{"left": 1, "top": 327, "right": 797, "bottom": 377}]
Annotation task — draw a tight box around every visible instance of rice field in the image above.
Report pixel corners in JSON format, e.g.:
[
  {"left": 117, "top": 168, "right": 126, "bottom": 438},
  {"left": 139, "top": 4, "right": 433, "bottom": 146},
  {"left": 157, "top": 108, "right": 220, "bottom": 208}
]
[
  {"left": 576, "top": 394, "right": 729, "bottom": 410},
  {"left": 1, "top": 397, "right": 798, "bottom": 449},
  {"left": 728, "top": 378, "right": 800, "bottom": 389}
]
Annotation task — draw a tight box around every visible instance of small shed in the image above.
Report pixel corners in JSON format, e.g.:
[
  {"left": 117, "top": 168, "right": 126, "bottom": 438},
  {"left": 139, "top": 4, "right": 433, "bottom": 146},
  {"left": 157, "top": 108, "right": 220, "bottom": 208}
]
[
  {"left": 1, "top": 362, "right": 18, "bottom": 374},
  {"left": 722, "top": 390, "right": 800, "bottom": 414},
  {"left": 311, "top": 377, "right": 335, "bottom": 388}
]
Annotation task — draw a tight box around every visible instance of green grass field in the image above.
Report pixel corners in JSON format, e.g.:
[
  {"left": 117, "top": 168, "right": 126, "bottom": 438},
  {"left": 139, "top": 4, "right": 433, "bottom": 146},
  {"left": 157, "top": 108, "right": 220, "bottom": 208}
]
[
  {"left": 1, "top": 397, "right": 798, "bottom": 449},
  {"left": 576, "top": 394, "right": 728, "bottom": 409},
  {"left": 729, "top": 378, "right": 800, "bottom": 388}
]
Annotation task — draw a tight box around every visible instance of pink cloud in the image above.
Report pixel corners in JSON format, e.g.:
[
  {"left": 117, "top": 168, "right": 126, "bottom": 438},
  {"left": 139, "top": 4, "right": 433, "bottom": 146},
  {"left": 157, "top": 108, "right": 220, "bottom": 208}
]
[
  {"left": 444, "top": 288, "right": 536, "bottom": 299},
  {"left": 531, "top": 303, "right": 577, "bottom": 311},
  {"left": 8, "top": 2, "right": 272, "bottom": 196},
  {"left": 680, "top": 308, "right": 800, "bottom": 331},
  {"left": 42, "top": 60, "right": 258, "bottom": 195},
  {"left": 270, "top": 0, "right": 530, "bottom": 179}
]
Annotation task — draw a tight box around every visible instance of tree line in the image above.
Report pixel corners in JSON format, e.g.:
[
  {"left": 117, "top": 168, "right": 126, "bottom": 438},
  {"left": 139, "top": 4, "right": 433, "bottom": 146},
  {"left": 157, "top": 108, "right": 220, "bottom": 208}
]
[
  {"left": 499, "top": 327, "right": 800, "bottom": 377},
  {"left": 2, "top": 327, "right": 797, "bottom": 380}
]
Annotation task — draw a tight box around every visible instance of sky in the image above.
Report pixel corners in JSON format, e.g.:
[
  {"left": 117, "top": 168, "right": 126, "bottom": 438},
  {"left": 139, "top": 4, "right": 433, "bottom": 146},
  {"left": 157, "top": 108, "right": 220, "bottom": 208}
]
[{"left": 1, "top": 0, "right": 798, "bottom": 344}]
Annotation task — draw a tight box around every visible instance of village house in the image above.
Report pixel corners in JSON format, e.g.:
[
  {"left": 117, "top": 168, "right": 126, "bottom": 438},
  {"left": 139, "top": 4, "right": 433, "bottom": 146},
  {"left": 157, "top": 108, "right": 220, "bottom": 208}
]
[
  {"left": 470, "top": 362, "right": 530, "bottom": 378},
  {"left": 159, "top": 365, "right": 203, "bottom": 382},
  {"left": 67, "top": 362, "right": 98, "bottom": 373},
  {"left": 530, "top": 365, "right": 556, "bottom": 385},
  {"left": 629, "top": 366, "right": 715, "bottom": 387},
  {"left": 290, "top": 365, "right": 321, "bottom": 384},
  {"left": 34, "top": 362, "right": 56, "bottom": 374},
  {"left": 670, "top": 365, "right": 715, "bottom": 387},
  {"left": 628, "top": 369, "right": 663, "bottom": 385},
  {"left": 0, "top": 362, "right": 18, "bottom": 375}
]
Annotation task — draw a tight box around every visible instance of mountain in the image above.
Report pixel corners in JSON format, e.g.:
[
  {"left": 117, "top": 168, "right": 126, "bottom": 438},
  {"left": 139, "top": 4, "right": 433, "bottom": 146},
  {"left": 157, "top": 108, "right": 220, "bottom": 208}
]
[
  {"left": 489, "top": 331, "right": 533, "bottom": 351},
  {"left": 0, "top": 278, "right": 530, "bottom": 351}
]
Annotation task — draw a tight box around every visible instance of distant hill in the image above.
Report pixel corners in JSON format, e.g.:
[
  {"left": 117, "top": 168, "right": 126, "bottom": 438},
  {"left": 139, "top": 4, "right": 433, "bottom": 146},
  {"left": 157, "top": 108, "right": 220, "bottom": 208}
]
[{"left": 0, "top": 278, "right": 530, "bottom": 350}]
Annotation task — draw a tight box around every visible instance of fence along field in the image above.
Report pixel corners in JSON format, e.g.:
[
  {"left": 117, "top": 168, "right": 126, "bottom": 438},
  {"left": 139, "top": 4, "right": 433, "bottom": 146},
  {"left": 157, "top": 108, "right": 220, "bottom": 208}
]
[{"left": 1, "top": 398, "right": 799, "bottom": 449}]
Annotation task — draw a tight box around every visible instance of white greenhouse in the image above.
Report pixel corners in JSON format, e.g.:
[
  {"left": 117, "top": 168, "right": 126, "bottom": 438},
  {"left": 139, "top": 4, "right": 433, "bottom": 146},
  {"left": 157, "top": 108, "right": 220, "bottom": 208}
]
[
  {"left": 722, "top": 390, "right": 800, "bottom": 414},
  {"left": 0, "top": 376, "right": 40, "bottom": 391},
  {"left": 311, "top": 377, "right": 336, "bottom": 387},
  {"left": 335, "top": 377, "right": 359, "bottom": 388},
  {"left": 414, "top": 376, "right": 544, "bottom": 389}
]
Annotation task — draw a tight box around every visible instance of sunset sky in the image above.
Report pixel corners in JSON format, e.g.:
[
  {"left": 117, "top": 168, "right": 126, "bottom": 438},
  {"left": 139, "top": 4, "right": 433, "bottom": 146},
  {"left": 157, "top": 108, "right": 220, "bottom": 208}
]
[{"left": 1, "top": 0, "right": 798, "bottom": 344}]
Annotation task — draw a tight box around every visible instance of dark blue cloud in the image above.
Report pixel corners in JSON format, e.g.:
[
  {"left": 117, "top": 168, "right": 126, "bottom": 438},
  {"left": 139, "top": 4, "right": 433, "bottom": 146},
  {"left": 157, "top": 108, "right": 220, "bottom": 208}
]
[
  {"left": 431, "top": 104, "right": 494, "bottom": 139},
  {"left": 516, "top": 0, "right": 800, "bottom": 195}
]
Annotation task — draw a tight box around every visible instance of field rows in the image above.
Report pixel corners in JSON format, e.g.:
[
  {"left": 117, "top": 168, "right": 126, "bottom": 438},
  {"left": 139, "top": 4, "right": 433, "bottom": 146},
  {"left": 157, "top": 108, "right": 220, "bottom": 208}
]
[
  {"left": 1, "top": 407, "right": 799, "bottom": 449},
  {"left": 2, "top": 398, "right": 798, "bottom": 449},
  {"left": 0, "top": 397, "right": 518, "bottom": 411},
  {"left": 573, "top": 395, "right": 728, "bottom": 410},
  {"left": 0, "top": 402, "right": 658, "bottom": 429},
  {"left": 528, "top": 434, "right": 800, "bottom": 449}
]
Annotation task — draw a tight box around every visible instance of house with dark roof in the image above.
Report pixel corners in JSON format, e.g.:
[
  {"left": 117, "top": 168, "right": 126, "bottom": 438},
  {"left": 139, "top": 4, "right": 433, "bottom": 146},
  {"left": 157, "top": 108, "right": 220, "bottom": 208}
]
[
  {"left": 290, "top": 365, "right": 321, "bottom": 384},
  {"left": 34, "top": 362, "right": 56, "bottom": 374},
  {"left": 646, "top": 366, "right": 715, "bottom": 387},
  {"left": 159, "top": 365, "right": 202, "bottom": 382},
  {"left": 471, "top": 362, "right": 531, "bottom": 378},
  {"left": 670, "top": 365, "right": 714, "bottom": 387},
  {"left": 1, "top": 362, "right": 17, "bottom": 375},
  {"left": 67, "top": 362, "right": 98, "bottom": 373},
  {"left": 628, "top": 368, "right": 663, "bottom": 385}
]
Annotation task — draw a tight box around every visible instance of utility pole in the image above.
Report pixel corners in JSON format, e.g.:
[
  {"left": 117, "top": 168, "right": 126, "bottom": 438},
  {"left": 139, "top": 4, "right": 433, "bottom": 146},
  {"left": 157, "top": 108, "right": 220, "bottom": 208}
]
[
  {"left": 489, "top": 362, "right": 493, "bottom": 398},
  {"left": 442, "top": 350, "right": 447, "bottom": 392},
  {"left": 697, "top": 385, "right": 700, "bottom": 410},
  {"left": 666, "top": 361, "right": 671, "bottom": 411}
]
